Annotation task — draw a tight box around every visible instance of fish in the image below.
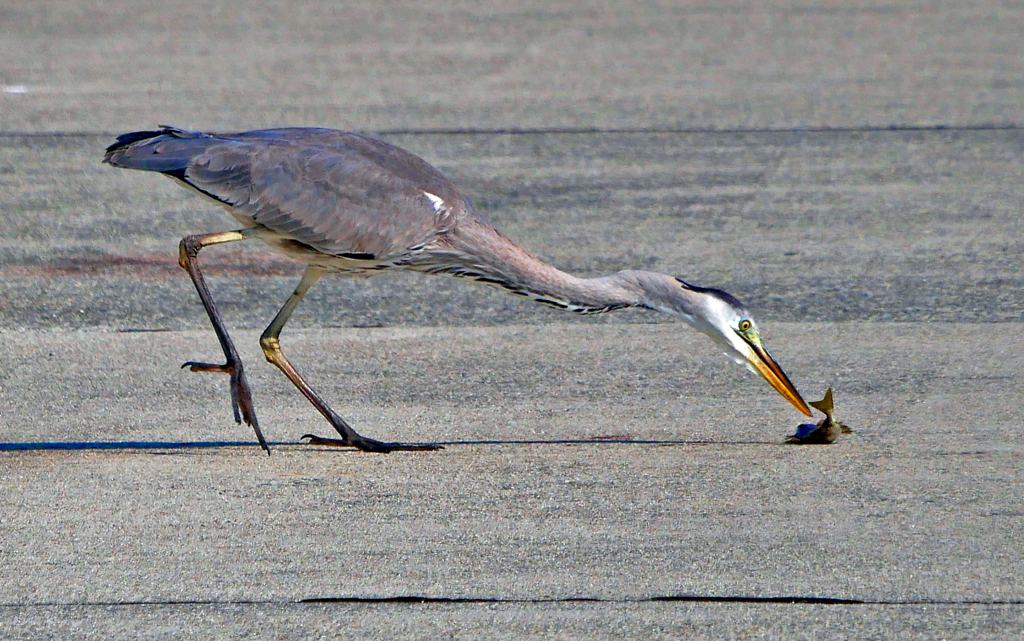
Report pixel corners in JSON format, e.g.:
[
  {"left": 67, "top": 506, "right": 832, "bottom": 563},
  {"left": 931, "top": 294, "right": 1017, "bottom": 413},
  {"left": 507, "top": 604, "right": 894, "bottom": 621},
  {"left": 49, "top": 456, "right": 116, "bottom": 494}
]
[{"left": 787, "top": 388, "right": 852, "bottom": 444}]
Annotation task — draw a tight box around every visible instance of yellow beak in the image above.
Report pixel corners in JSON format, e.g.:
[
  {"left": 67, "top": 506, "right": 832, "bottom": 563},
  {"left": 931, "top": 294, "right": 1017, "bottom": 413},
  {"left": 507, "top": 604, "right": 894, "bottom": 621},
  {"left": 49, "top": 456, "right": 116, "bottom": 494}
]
[{"left": 745, "top": 339, "right": 811, "bottom": 416}]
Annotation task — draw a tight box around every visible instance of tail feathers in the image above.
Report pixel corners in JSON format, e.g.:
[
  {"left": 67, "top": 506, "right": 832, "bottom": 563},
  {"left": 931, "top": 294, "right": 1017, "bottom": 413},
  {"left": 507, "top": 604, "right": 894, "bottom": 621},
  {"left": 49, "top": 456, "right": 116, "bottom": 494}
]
[
  {"left": 104, "top": 129, "right": 167, "bottom": 154},
  {"left": 102, "top": 126, "right": 213, "bottom": 172}
]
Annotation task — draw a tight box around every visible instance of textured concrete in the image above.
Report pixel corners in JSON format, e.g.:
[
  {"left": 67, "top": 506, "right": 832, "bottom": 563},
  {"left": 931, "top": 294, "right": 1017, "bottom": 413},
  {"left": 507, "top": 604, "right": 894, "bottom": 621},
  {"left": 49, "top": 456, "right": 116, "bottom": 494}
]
[
  {"left": 2, "top": 324, "right": 1023, "bottom": 638},
  {"left": 1, "top": 603, "right": 1022, "bottom": 641},
  {"left": 2, "top": 130, "right": 1022, "bottom": 330},
  {"left": 2, "top": 0, "right": 1023, "bottom": 638},
  {"left": 1, "top": 1, "right": 1023, "bottom": 132}
]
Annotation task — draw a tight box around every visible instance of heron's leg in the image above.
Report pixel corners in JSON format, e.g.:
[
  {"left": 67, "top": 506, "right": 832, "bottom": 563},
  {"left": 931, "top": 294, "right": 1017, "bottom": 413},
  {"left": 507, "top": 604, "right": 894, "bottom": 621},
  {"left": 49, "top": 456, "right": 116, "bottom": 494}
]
[
  {"left": 259, "top": 267, "right": 441, "bottom": 453},
  {"left": 178, "top": 227, "right": 269, "bottom": 454}
]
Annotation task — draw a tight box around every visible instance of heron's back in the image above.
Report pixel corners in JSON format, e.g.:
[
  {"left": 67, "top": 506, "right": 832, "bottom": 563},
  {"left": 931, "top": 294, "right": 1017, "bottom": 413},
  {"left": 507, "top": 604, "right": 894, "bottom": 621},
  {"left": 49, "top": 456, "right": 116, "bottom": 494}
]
[{"left": 103, "top": 127, "right": 468, "bottom": 262}]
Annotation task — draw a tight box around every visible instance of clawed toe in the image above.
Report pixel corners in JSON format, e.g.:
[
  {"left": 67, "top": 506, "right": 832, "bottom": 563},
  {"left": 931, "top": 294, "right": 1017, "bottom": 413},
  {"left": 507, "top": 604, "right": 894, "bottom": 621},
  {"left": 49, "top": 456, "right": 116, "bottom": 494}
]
[
  {"left": 300, "top": 434, "right": 349, "bottom": 447},
  {"left": 300, "top": 433, "right": 443, "bottom": 452},
  {"left": 181, "top": 361, "right": 232, "bottom": 373},
  {"left": 387, "top": 442, "right": 444, "bottom": 452},
  {"left": 182, "top": 358, "right": 267, "bottom": 453}
]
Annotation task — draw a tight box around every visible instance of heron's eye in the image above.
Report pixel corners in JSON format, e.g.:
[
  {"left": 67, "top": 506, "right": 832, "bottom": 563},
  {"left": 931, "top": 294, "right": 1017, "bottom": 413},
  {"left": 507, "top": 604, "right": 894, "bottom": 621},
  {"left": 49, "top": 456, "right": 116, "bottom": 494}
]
[{"left": 738, "top": 319, "right": 752, "bottom": 332}]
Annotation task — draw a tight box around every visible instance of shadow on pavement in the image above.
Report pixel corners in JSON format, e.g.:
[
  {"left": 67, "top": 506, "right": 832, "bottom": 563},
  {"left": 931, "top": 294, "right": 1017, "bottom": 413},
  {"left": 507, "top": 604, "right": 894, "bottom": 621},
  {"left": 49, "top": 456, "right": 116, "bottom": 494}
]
[{"left": 0, "top": 438, "right": 782, "bottom": 452}]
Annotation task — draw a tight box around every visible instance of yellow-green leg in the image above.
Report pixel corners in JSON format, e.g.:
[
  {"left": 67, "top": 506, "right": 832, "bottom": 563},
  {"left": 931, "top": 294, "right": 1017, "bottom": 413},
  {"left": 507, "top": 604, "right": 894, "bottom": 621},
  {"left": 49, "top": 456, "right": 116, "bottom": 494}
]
[{"left": 260, "top": 266, "right": 441, "bottom": 452}]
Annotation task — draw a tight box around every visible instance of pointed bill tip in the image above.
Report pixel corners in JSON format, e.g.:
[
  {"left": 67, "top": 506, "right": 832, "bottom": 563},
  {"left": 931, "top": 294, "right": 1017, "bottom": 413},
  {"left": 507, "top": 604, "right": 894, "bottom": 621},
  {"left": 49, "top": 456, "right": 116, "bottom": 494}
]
[{"left": 749, "top": 344, "right": 812, "bottom": 416}]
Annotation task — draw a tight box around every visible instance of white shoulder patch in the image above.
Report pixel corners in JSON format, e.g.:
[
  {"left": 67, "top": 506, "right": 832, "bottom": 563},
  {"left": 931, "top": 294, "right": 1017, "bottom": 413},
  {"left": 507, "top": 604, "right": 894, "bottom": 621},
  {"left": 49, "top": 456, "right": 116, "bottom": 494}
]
[{"left": 423, "top": 191, "right": 446, "bottom": 213}]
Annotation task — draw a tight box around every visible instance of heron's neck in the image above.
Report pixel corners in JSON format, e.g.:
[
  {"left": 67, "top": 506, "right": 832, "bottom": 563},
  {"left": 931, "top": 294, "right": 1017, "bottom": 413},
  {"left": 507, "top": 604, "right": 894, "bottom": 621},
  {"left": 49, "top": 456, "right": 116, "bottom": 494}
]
[{"left": 433, "top": 220, "right": 649, "bottom": 314}]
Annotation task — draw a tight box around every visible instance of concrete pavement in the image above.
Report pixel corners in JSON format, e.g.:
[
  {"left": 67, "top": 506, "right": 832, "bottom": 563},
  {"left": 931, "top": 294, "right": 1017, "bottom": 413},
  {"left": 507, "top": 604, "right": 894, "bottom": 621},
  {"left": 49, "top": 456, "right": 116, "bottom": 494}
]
[
  {"left": 1, "top": 0, "right": 1023, "bottom": 638},
  {"left": 2, "top": 1, "right": 1023, "bottom": 132},
  {"left": 2, "top": 324, "right": 1023, "bottom": 638}
]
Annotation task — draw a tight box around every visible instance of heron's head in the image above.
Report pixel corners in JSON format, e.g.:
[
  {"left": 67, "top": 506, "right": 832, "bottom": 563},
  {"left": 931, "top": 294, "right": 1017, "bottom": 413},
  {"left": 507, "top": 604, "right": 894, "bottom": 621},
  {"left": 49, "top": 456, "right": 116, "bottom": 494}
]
[{"left": 656, "top": 277, "right": 811, "bottom": 416}]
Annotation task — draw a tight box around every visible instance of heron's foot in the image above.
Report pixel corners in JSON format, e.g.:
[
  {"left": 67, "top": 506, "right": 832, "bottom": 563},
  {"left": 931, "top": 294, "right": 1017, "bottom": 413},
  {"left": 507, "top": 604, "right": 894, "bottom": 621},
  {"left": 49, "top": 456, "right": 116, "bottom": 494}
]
[
  {"left": 182, "top": 361, "right": 231, "bottom": 374},
  {"left": 182, "top": 360, "right": 269, "bottom": 454},
  {"left": 181, "top": 360, "right": 256, "bottom": 425},
  {"left": 300, "top": 433, "right": 443, "bottom": 453}
]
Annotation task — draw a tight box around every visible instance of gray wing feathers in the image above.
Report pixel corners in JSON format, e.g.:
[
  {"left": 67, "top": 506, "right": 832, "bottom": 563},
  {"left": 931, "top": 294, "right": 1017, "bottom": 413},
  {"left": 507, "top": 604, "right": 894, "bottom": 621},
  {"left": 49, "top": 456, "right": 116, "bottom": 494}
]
[
  {"left": 182, "top": 146, "right": 255, "bottom": 206},
  {"left": 104, "top": 127, "right": 461, "bottom": 259},
  {"left": 242, "top": 145, "right": 450, "bottom": 258}
]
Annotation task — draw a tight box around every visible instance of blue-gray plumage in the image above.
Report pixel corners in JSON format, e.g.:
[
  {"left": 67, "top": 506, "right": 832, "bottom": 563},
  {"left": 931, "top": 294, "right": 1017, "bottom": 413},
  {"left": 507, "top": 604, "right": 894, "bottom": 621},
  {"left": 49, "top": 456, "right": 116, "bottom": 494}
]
[{"left": 104, "top": 126, "right": 811, "bottom": 454}]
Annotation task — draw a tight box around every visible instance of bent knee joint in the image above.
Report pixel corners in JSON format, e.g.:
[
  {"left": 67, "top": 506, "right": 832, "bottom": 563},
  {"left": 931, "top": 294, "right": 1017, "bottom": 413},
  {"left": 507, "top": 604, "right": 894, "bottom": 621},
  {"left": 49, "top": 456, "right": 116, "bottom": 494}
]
[
  {"left": 179, "top": 230, "right": 257, "bottom": 270},
  {"left": 260, "top": 335, "right": 281, "bottom": 362},
  {"left": 178, "top": 237, "right": 198, "bottom": 269}
]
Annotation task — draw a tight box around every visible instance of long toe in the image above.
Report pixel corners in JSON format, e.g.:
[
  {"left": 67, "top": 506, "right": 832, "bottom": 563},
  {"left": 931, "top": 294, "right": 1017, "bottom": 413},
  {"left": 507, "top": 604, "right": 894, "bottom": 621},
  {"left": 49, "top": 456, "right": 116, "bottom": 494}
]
[
  {"left": 300, "top": 434, "right": 443, "bottom": 452},
  {"left": 182, "top": 361, "right": 233, "bottom": 373},
  {"left": 351, "top": 438, "right": 443, "bottom": 452},
  {"left": 300, "top": 434, "right": 354, "bottom": 447},
  {"left": 382, "top": 441, "right": 444, "bottom": 452},
  {"left": 230, "top": 367, "right": 260, "bottom": 428}
]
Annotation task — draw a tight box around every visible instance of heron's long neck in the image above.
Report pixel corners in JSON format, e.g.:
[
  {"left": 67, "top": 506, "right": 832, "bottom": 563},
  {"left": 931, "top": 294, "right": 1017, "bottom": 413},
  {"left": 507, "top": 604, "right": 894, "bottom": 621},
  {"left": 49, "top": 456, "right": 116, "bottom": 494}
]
[{"left": 425, "top": 220, "right": 647, "bottom": 314}]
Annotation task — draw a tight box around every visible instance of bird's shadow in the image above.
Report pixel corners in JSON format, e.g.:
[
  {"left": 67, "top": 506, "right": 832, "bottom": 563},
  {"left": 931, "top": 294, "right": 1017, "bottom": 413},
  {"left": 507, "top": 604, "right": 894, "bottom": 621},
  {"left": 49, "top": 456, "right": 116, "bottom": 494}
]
[
  {"left": 0, "top": 440, "right": 261, "bottom": 452},
  {"left": 0, "top": 438, "right": 779, "bottom": 452}
]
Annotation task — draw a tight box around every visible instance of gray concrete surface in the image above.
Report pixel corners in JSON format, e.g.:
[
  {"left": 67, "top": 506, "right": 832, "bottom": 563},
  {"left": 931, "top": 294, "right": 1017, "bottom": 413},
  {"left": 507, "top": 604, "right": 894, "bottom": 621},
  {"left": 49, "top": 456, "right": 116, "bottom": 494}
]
[
  {"left": 2, "top": 1, "right": 1024, "bottom": 132},
  {"left": 1, "top": 0, "right": 1023, "bottom": 638},
  {"left": 2, "top": 325, "right": 1023, "bottom": 638},
  {"left": 3, "top": 130, "right": 1022, "bottom": 330}
]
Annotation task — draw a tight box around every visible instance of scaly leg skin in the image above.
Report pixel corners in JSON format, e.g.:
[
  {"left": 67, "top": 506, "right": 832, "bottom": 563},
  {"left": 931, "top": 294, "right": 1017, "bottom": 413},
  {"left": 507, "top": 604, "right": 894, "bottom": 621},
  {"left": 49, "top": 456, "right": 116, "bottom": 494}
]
[
  {"left": 261, "top": 267, "right": 443, "bottom": 453},
  {"left": 179, "top": 229, "right": 270, "bottom": 454}
]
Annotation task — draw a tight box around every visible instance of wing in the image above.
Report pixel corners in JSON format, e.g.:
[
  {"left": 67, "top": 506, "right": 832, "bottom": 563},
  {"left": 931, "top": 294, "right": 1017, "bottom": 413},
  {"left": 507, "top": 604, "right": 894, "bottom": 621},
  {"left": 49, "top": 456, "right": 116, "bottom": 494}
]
[{"left": 104, "top": 127, "right": 466, "bottom": 259}]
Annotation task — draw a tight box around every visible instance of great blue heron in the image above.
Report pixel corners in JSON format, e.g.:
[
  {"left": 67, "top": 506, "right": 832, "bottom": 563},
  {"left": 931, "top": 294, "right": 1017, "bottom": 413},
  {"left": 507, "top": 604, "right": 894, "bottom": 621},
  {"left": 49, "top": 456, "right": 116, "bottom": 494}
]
[{"left": 104, "top": 126, "right": 811, "bottom": 454}]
